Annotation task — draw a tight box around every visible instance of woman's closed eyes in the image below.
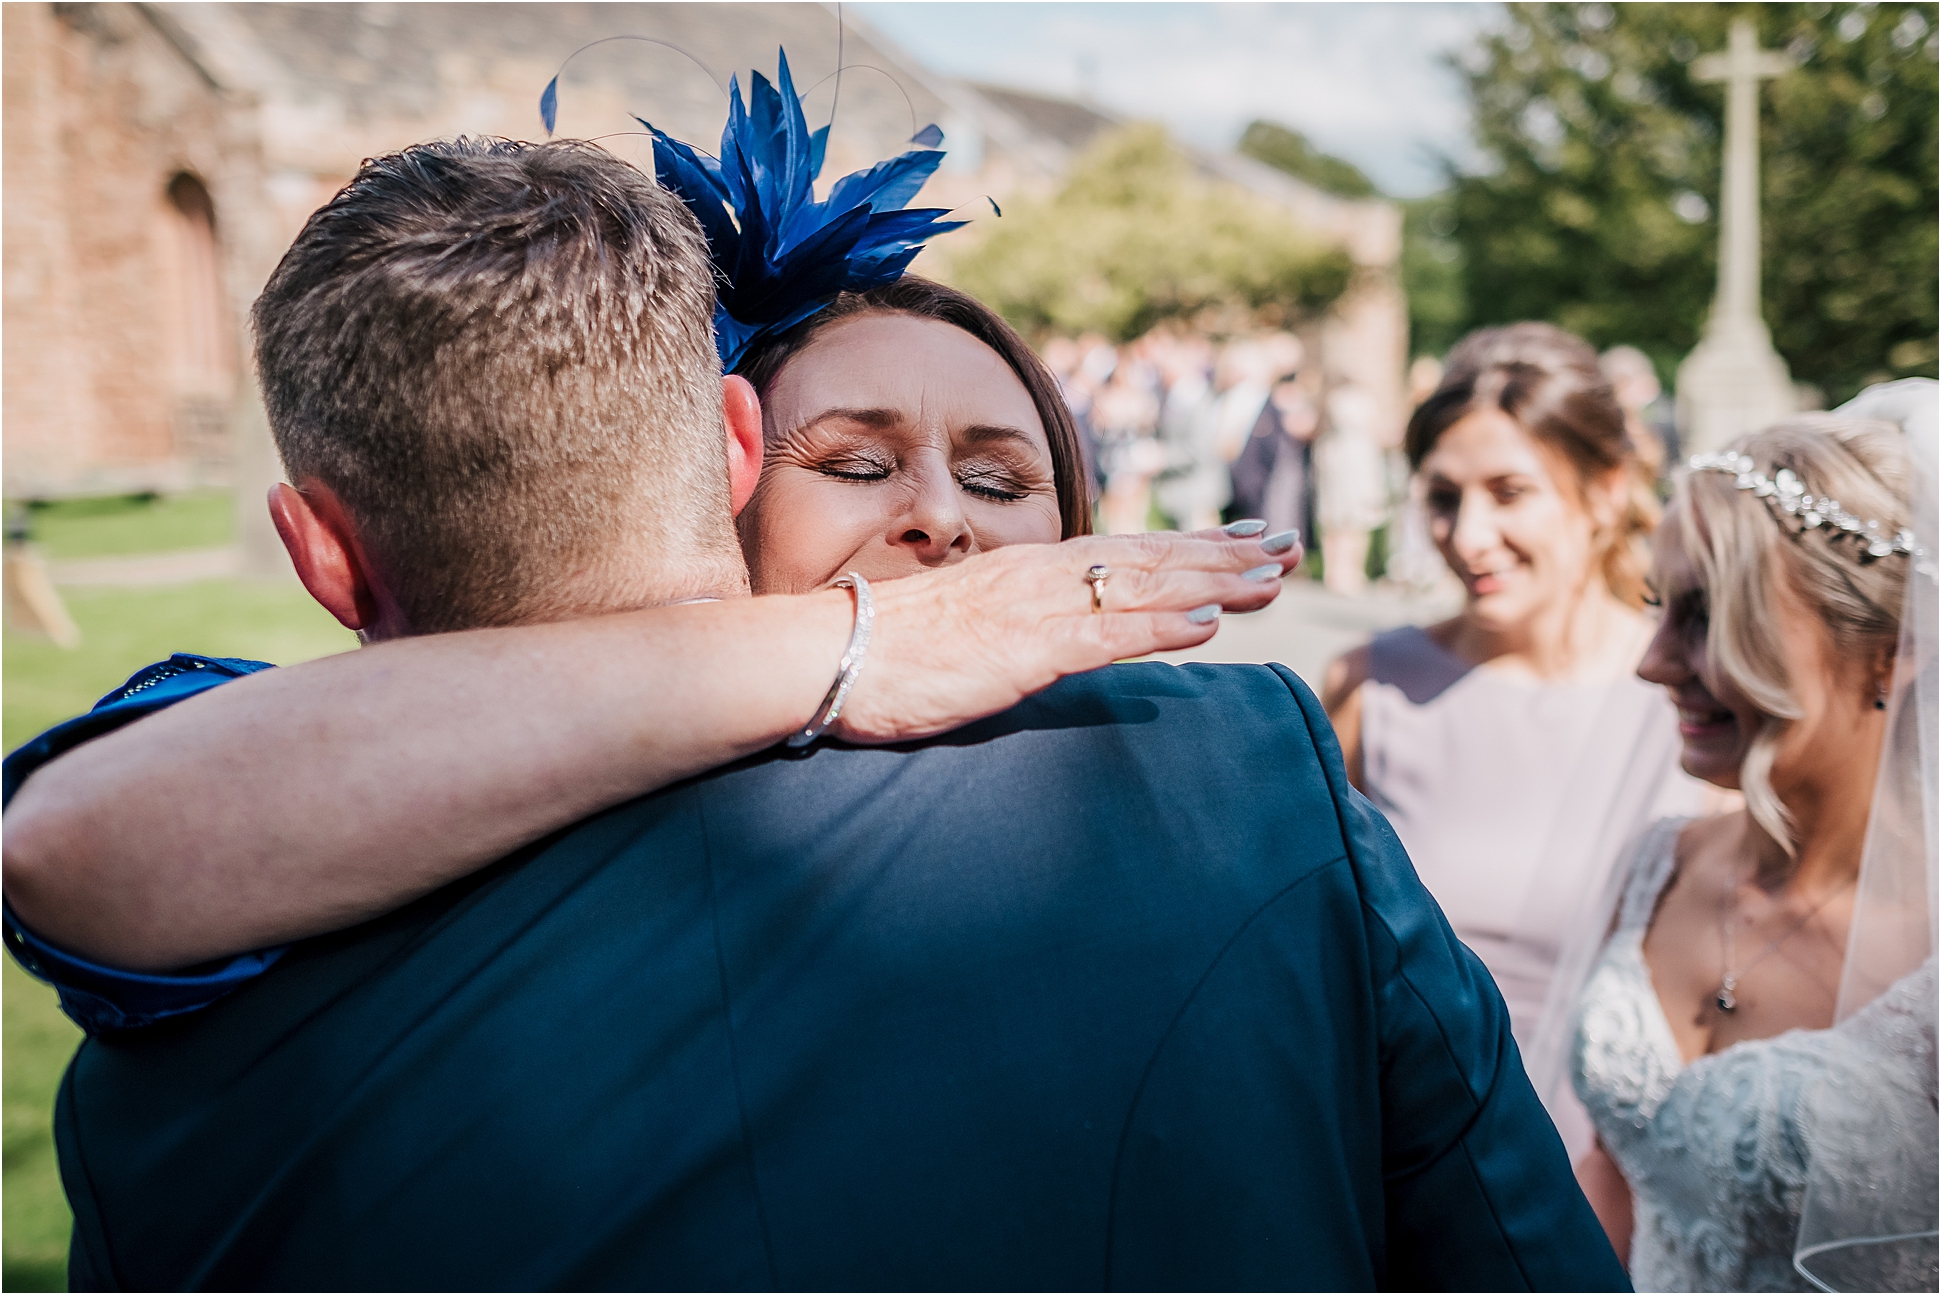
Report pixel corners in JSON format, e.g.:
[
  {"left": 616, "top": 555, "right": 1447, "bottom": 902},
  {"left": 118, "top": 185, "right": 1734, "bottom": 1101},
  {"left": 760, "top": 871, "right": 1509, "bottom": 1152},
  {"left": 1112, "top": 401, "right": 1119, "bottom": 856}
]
[
  {"left": 739, "top": 310, "right": 1064, "bottom": 593},
  {"left": 788, "top": 411, "right": 1051, "bottom": 504},
  {"left": 1645, "top": 586, "right": 1709, "bottom": 638}
]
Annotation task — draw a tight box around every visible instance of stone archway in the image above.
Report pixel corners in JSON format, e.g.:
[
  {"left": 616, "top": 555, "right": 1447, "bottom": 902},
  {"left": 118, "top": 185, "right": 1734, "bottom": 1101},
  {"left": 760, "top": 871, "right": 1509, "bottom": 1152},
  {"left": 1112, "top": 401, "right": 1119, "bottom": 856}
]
[{"left": 160, "top": 171, "right": 237, "bottom": 470}]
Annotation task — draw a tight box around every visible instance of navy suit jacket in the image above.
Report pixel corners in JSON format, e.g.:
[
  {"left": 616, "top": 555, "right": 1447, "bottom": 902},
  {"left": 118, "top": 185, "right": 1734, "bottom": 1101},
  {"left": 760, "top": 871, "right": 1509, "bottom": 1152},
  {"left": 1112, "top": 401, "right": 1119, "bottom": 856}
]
[{"left": 56, "top": 663, "right": 1627, "bottom": 1291}]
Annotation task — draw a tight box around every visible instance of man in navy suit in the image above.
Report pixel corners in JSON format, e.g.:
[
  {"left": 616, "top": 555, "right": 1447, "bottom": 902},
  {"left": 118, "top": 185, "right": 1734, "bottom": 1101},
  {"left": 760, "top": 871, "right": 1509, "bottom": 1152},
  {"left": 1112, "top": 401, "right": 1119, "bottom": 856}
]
[{"left": 21, "top": 140, "right": 1625, "bottom": 1290}]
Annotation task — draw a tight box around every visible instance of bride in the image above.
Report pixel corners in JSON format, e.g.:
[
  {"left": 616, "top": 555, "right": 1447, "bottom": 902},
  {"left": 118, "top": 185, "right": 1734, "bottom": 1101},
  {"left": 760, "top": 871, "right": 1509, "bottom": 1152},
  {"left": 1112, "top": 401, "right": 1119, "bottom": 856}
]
[{"left": 1564, "top": 410, "right": 1936, "bottom": 1291}]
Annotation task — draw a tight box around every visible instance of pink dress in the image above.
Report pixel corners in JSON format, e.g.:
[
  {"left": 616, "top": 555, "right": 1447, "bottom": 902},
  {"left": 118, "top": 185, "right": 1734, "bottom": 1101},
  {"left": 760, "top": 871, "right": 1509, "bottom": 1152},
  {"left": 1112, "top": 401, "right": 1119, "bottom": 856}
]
[{"left": 1358, "top": 625, "right": 1708, "bottom": 1049}]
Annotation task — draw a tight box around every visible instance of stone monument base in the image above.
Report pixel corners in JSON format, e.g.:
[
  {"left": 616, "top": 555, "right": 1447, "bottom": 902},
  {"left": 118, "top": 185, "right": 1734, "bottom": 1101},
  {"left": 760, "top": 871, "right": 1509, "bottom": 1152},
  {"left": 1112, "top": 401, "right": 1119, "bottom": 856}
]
[{"left": 1676, "top": 320, "right": 1796, "bottom": 457}]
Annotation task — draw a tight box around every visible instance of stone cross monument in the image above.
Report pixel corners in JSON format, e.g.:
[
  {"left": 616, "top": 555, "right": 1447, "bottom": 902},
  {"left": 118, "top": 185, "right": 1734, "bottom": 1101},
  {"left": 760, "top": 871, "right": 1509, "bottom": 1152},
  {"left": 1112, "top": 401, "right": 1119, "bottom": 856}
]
[{"left": 1675, "top": 19, "right": 1797, "bottom": 455}]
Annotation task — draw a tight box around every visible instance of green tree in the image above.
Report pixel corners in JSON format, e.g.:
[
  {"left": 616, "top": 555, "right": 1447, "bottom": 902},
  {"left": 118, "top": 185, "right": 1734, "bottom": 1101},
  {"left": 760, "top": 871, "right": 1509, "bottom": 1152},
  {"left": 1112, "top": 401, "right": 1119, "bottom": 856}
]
[
  {"left": 1237, "top": 121, "right": 1380, "bottom": 198},
  {"left": 949, "top": 125, "right": 1353, "bottom": 341},
  {"left": 1446, "top": 2, "right": 1937, "bottom": 402},
  {"left": 1403, "top": 193, "right": 1471, "bottom": 358},
  {"left": 1237, "top": 120, "right": 1467, "bottom": 357}
]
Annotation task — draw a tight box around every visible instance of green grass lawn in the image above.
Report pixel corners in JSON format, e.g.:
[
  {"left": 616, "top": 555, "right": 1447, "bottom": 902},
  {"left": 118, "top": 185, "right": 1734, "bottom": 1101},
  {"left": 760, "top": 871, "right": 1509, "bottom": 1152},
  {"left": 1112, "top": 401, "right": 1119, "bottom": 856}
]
[
  {"left": 3, "top": 497, "right": 355, "bottom": 1290},
  {"left": 22, "top": 490, "right": 235, "bottom": 560},
  {"left": 3, "top": 579, "right": 356, "bottom": 750}
]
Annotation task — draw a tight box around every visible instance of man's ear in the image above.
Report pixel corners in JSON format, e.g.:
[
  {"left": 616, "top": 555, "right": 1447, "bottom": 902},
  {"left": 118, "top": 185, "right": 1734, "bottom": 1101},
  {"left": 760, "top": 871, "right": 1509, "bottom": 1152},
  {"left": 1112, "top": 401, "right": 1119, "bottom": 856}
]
[
  {"left": 723, "top": 375, "right": 764, "bottom": 516},
  {"left": 267, "top": 482, "right": 385, "bottom": 634}
]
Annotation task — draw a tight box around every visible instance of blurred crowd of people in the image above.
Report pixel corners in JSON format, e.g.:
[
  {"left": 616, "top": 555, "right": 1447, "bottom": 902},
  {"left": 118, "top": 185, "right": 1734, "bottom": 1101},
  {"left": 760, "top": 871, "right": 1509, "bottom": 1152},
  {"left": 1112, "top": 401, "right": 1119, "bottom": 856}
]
[
  {"left": 1038, "top": 326, "right": 1697, "bottom": 606},
  {"left": 1040, "top": 328, "right": 1391, "bottom": 595}
]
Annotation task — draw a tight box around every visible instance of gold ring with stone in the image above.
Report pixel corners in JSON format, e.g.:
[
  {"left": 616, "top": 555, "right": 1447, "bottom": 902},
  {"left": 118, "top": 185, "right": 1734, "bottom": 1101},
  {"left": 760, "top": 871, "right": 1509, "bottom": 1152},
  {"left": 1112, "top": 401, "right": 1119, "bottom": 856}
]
[{"left": 1087, "top": 564, "right": 1110, "bottom": 613}]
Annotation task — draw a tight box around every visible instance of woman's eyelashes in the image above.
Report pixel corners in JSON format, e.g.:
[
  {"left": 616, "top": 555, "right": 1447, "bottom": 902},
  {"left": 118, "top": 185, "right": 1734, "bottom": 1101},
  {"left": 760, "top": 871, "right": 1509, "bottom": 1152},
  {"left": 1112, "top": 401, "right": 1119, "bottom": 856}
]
[
  {"left": 954, "top": 463, "right": 1035, "bottom": 502},
  {"left": 1426, "top": 480, "right": 1535, "bottom": 514},
  {"left": 1666, "top": 590, "right": 1709, "bottom": 635},
  {"left": 812, "top": 451, "right": 895, "bottom": 483},
  {"left": 804, "top": 449, "right": 1041, "bottom": 503}
]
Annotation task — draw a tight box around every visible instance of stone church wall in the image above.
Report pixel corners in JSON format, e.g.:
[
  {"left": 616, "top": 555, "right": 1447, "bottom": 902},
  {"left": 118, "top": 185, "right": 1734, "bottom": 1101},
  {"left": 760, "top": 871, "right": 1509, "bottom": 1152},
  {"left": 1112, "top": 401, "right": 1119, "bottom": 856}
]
[
  {"left": 4, "top": 3, "right": 265, "bottom": 498},
  {"left": 4, "top": 2, "right": 1410, "bottom": 511}
]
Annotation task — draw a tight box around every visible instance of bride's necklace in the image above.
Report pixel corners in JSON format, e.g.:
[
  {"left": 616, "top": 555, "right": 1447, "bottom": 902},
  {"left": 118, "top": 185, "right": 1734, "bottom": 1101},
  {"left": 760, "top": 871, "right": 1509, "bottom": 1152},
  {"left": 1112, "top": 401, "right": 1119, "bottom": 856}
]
[{"left": 1714, "top": 870, "right": 1853, "bottom": 1013}]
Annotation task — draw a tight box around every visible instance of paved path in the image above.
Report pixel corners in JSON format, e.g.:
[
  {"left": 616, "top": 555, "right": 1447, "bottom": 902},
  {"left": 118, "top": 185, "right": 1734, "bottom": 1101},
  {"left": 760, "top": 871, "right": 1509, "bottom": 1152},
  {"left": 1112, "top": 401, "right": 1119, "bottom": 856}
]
[
  {"left": 1150, "top": 578, "right": 1461, "bottom": 691},
  {"left": 47, "top": 547, "right": 239, "bottom": 586}
]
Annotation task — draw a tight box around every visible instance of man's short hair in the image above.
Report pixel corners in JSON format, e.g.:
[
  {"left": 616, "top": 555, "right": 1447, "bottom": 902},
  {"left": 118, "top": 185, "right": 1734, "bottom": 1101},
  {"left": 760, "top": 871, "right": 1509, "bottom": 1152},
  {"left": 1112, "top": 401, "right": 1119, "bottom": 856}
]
[{"left": 253, "top": 138, "right": 725, "bottom": 633}]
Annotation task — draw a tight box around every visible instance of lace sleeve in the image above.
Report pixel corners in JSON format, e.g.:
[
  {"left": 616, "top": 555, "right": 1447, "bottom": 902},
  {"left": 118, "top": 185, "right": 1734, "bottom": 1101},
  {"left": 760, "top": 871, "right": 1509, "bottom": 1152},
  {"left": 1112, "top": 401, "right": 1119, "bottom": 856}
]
[
  {"left": 1832, "top": 958, "right": 1937, "bottom": 1089},
  {"left": 1793, "top": 960, "right": 1939, "bottom": 1291}
]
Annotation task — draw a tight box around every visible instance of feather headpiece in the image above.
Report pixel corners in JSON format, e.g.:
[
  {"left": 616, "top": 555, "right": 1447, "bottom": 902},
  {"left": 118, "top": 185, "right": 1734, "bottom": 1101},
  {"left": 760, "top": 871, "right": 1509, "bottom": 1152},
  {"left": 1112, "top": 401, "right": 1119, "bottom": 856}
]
[{"left": 545, "top": 49, "right": 964, "bottom": 370}]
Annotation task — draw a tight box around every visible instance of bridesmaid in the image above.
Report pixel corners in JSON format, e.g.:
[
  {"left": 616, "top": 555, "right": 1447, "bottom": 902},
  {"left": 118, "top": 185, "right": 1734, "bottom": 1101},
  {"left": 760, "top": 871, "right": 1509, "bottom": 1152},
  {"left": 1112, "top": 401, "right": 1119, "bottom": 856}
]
[{"left": 1322, "top": 324, "right": 1711, "bottom": 1069}]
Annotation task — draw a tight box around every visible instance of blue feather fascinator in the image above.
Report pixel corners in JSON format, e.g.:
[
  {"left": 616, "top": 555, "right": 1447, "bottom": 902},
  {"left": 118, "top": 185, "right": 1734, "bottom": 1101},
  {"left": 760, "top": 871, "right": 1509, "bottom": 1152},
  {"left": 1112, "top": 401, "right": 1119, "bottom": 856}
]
[{"left": 546, "top": 49, "right": 965, "bottom": 371}]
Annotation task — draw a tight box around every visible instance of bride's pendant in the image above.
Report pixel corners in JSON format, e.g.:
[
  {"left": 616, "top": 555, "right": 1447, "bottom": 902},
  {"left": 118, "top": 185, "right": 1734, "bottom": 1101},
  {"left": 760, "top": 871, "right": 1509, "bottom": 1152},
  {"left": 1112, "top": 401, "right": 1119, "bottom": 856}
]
[{"left": 1715, "top": 975, "right": 1739, "bottom": 1013}]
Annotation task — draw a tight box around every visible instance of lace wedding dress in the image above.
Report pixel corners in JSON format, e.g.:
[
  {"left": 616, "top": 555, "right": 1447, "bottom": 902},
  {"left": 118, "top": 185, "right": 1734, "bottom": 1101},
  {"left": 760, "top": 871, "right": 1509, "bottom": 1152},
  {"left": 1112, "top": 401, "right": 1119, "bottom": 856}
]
[{"left": 1573, "top": 818, "right": 1939, "bottom": 1292}]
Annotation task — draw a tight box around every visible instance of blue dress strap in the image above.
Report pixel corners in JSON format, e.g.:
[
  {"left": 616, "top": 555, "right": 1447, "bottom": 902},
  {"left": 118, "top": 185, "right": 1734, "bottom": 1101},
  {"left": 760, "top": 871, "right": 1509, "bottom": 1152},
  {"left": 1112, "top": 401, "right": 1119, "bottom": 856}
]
[{"left": 3, "top": 654, "right": 288, "bottom": 1033}]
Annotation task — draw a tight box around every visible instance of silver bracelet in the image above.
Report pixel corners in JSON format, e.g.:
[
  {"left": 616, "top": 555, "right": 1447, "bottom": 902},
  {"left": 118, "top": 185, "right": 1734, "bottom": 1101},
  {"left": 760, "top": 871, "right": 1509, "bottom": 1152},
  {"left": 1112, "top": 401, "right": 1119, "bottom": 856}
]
[{"left": 786, "top": 572, "right": 873, "bottom": 748}]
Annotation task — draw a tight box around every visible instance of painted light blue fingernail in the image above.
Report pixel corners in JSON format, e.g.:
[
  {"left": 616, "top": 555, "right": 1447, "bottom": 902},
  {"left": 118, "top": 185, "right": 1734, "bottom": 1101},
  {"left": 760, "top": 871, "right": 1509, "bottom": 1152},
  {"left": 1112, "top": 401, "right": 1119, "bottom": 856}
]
[
  {"left": 1223, "top": 518, "right": 1267, "bottom": 537},
  {"left": 1186, "top": 604, "right": 1221, "bottom": 624},
  {"left": 1242, "top": 563, "right": 1282, "bottom": 582},
  {"left": 1260, "top": 529, "right": 1301, "bottom": 555}
]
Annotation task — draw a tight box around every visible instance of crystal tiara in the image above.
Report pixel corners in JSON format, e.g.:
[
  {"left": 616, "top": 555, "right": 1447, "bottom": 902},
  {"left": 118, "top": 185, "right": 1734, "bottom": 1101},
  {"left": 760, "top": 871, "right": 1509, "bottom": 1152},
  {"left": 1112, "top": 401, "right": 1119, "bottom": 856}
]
[{"left": 1687, "top": 451, "right": 1923, "bottom": 561}]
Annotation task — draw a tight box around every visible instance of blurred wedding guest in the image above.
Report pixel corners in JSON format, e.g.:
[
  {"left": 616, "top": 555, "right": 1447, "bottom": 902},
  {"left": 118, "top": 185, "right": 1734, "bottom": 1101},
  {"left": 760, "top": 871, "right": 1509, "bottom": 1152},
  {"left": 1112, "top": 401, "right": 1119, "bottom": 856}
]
[
  {"left": 1041, "top": 335, "right": 1103, "bottom": 501},
  {"left": 1386, "top": 356, "right": 1456, "bottom": 595},
  {"left": 1153, "top": 333, "right": 1228, "bottom": 531},
  {"left": 1092, "top": 344, "right": 1164, "bottom": 534},
  {"left": 1599, "top": 345, "right": 1676, "bottom": 483},
  {"left": 1209, "top": 338, "right": 1274, "bottom": 469},
  {"left": 1314, "top": 378, "right": 1390, "bottom": 595},
  {"left": 1076, "top": 331, "right": 1118, "bottom": 397},
  {"left": 1272, "top": 378, "right": 1320, "bottom": 538},
  {"left": 1321, "top": 324, "right": 1712, "bottom": 1109},
  {"left": 1561, "top": 408, "right": 1934, "bottom": 1290},
  {"left": 1229, "top": 347, "right": 1312, "bottom": 543}
]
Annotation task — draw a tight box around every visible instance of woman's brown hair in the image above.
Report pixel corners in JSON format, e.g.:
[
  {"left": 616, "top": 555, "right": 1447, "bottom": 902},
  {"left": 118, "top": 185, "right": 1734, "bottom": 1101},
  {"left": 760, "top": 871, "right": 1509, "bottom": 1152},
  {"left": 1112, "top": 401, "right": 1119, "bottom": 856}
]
[
  {"left": 734, "top": 277, "right": 1093, "bottom": 538},
  {"left": 1404, "top": 322, "right": 1659, "bottom": 606}
]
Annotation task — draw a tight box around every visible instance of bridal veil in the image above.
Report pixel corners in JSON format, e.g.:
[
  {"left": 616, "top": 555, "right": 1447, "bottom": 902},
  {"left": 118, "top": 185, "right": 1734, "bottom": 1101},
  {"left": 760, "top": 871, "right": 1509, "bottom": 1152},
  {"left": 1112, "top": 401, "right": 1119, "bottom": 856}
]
[{"left": 1792, "top": 380, "right": 1937, "bottom": 1291}]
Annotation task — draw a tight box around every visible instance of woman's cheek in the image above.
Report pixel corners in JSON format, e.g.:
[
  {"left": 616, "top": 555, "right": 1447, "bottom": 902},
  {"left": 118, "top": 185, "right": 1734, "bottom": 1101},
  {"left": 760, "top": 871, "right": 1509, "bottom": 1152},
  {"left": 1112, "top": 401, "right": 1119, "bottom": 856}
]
[
  {"left": 972, "top": 493, "right": 1063, "bottom": 546},
  {"left": 1502, "top": 494, "right": 1578, "bottom": 572},
  {"left": 750, "top": 473, "right": 876, "bottom": 593}
]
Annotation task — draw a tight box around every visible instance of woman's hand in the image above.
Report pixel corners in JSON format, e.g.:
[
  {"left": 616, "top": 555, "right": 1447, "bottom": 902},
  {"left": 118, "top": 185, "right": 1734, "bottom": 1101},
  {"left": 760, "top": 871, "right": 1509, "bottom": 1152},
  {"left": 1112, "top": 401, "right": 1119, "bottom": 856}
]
[{"left": 836, "top": 525, "right": 1302, "bottom": 743}]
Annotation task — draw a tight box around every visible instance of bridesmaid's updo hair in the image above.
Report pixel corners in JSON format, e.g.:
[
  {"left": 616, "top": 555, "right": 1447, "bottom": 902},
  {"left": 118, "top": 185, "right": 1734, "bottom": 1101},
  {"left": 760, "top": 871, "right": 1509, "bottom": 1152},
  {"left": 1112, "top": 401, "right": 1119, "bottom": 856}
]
[
  {"left": 733, "top": 276, "right": 1092, "bottom": 539},
  {"left": 1405, "top": 322, "right": 1659, "bottom": 606},
  {"left": 1667, "top": 416, "right": 1914, "bottom": 854}
]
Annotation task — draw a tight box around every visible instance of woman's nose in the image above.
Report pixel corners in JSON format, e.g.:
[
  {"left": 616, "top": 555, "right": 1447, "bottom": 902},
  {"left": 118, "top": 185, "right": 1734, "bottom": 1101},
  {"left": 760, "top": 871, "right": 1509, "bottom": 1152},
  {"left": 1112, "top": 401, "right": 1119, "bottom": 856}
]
[
  {"left": 1636, "top": 612, "right": 1689, "bottom": 688},
  {"left": 1447, "top": 494, "right": 1501, "bottom": 563},
  {"left": 887, "top": 456, "right": 974, "bottom": 565}
]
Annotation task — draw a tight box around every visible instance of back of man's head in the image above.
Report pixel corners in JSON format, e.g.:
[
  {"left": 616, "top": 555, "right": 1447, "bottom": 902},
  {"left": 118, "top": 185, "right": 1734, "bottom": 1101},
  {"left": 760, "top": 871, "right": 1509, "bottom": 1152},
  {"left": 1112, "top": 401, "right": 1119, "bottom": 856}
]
[{"left": 253, "top": 138, "right": 732, "bottom": 634}]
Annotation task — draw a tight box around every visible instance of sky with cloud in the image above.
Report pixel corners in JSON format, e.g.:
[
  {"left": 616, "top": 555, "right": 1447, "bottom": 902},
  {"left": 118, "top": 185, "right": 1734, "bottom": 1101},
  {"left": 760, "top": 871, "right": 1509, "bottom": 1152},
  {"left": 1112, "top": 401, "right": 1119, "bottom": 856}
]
[{"left": 855, "top": 2, "right": 1502, "bottom": 198}]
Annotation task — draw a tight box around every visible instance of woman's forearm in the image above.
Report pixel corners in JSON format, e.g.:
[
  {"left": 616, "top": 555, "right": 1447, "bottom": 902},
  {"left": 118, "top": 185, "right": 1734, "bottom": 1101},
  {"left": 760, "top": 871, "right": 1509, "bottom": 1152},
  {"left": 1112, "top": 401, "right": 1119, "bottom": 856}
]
[
  {"left": 1, "top": 594, "right": 852, "bottom": 971},
  {"left": 1, "top": 528, "right": 1298, "bottom": 974},
  {"left": 1575, "top": 1140, "right": 1634, "bottom": 1266}
]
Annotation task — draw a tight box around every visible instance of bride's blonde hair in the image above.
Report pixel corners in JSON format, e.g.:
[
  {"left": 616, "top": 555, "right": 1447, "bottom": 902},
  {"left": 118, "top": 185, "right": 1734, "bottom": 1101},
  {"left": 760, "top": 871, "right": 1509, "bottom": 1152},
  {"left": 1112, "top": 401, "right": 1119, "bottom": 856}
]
[{"left": 1668, "top": 415, "right": 1914, "bottom": 853}]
